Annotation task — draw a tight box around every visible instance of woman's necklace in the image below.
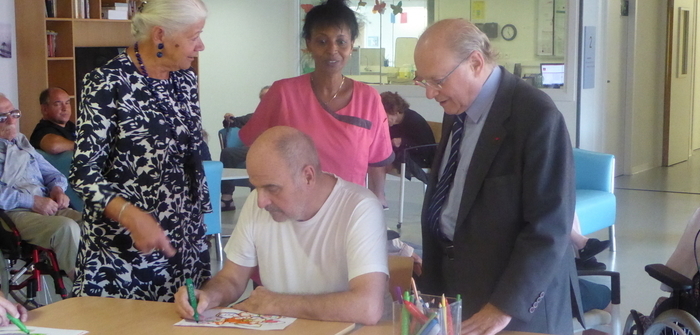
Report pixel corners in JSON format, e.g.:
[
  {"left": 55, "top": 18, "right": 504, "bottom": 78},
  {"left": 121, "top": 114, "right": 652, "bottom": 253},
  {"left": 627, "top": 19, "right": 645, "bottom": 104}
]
[
  {"left": 133, "top": 43, "right": 186, "bottom": 108},
  {"left": 311, "top": 74, "right": 345, "bottom": 106},
  {"left": 133, "top": 42, "right": 150, "bottom": 77}
]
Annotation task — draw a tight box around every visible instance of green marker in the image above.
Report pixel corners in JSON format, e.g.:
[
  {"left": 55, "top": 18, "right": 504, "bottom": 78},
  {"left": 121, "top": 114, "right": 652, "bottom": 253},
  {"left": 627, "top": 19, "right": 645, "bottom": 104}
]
[
  {"left": 6, "top": 313, "right": 29, "bottom": 334},
  {"left": 185, "top": 278, "right": 200, "bottom": 323},
  {"left": 401, "top": 290, "right": 410, "bottom": 335}
]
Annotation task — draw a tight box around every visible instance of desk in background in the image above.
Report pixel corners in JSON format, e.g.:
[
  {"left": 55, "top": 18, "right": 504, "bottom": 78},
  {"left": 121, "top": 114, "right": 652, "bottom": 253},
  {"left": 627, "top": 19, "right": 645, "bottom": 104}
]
[
  {"left": 222, "top": 168, "right": 249, "bottom": 181},
  {"left": 26, "top": 297, "right": 355, "bottom": 335}
]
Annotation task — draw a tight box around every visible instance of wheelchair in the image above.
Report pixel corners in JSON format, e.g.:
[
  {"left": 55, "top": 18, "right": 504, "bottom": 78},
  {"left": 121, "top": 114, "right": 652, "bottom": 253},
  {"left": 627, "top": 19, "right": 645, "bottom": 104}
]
[
  {"left": 0, "top": 209, "right": 68, "bottom": 309},
  {"left": 623, "top": 264, "right": 700, "bottom": 335}
]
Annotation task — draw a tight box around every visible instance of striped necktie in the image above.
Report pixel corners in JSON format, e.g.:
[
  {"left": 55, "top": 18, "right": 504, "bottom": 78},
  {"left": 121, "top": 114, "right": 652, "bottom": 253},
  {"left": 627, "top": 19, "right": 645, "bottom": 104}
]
[{"left": 426, "top": 112, "right": 467, "bottom": 240}]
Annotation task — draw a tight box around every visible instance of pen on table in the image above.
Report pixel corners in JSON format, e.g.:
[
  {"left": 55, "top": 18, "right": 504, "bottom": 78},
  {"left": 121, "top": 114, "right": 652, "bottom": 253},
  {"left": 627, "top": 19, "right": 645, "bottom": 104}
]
[
  {"left": 441, "top": 294, "right": 448, "bottom": 335},
  {"left": 415, "top": 312, "right": 438, "bottom": 335},
  {"left": 394, "top": 286, "right": 403, "bottom": 303},
  {"left": 401, "top": 291, "right": 410, "bottom": 335},
  {"left": 6, "top": 313, "right": 29, "bottom": 334},
  {"left": 185, "top": 278, "right": 200, "bottom": 323},
  {"left": 402, "top": 299, "right": 428, "bottom": 323},
  {"left": 410, "top": 278, "right": 424, "bottom": 313}
]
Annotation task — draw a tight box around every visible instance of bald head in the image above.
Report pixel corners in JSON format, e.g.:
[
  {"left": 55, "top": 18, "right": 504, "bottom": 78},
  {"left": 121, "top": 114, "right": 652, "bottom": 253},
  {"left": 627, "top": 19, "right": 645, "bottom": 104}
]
[
  {"left": 248, "top": 126, "right": 321, "bottom": 179},
  {"left": 417, "top": 18, "right": 497, "bottom": 65},
  {"left": 247, "top": 126, "right": 333, "bottom": 222}
]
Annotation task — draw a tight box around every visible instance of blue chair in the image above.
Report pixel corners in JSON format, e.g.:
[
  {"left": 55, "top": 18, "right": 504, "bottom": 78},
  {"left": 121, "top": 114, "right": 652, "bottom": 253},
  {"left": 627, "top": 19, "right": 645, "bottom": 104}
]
[
  {"left": 202, "top": 160, "right": 224, "bottom": 261},
  {"left": 218, "top": 127, "right": 245, "bottom": 150},
  {"left": 36, "top": 150, "right": 83, "bottom": 212},
  {"left": 574, "top": 148, "right": 617, "bottom": 251}
]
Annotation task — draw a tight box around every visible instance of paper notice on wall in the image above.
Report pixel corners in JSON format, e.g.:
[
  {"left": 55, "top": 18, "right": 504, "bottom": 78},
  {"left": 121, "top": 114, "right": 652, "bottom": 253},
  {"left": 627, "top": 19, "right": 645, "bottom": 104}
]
[
  {"left": 471, "top": 1, "right": 485, "bottom": 21},
  {"left": 537, "top": 0, "right": 554, "bottom": 55}
]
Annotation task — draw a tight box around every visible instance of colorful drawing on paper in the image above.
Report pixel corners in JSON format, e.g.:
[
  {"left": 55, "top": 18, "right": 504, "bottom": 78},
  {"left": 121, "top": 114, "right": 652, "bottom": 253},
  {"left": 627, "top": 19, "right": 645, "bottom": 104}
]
[
  {"left": 0, "top": 325, "right": 88, "bottom": 335},
  {"left": 175, "top": 308, "right": 296, "bottom": 330}
]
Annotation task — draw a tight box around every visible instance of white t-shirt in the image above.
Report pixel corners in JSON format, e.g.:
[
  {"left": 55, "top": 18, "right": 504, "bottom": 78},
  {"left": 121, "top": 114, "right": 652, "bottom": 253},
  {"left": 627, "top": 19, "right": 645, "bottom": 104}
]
[{"left": 224, "top": 176, "right": 388, "bottom": 295}]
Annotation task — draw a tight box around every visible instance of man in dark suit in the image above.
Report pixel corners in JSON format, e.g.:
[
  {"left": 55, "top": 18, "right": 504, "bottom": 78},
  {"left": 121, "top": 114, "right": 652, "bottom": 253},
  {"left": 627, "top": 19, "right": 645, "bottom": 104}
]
[{"left": 414, "top": 19, "right": 581, "bottom": 335}]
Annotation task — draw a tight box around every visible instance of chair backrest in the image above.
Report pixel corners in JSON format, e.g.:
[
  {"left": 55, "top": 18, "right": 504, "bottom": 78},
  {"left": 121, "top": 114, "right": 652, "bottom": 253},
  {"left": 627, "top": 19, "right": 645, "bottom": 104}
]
[
  {"left": 427, "top": 121, "right": 442, "bottom": 143},
  {"left": 35, "top": 150, "right": 83, "bottom": 212},
  {"left": 202, "top": 160, "right": 223, "bottom": 235},
  {"left": 574, "top": 271, "right": 621, "bottom": 335},
  {"left": 573, "top": 148, "right": 615, "bottom": 193},
  {"left": 218, "top": 128, "right": 245, "bottom": 150},
  {"left": 388, "top": 255, "right": 413, "bottom": 300}
]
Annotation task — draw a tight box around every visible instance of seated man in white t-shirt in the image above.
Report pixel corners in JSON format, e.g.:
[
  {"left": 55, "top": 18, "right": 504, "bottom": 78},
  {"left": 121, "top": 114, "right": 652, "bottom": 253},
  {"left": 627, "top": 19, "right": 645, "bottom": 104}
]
[{"left": 174, "top": 126, "right": 388, "bottom": 325}]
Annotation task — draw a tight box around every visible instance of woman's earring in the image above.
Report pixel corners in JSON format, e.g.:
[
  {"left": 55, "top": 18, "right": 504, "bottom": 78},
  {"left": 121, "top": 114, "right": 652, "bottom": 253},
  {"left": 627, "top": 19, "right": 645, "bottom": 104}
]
[{"left": 156, "top": 43, "right": 164, "bottom": 58}]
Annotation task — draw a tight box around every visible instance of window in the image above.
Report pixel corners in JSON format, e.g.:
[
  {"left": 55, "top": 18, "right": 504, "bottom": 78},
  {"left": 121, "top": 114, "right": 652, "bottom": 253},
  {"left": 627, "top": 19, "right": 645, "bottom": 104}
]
[{"left": 298, "top": 0, "right": 571, "bottom": 89}]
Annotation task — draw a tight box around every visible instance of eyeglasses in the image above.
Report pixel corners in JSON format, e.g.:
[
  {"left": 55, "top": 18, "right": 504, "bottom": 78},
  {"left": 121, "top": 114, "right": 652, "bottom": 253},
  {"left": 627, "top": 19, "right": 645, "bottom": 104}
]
[
  {"left": 0, "top": 110, "right": 21, "bottom": 123},
  {"left": 414, "top": 55, "right": 471, "bottom": 91}
]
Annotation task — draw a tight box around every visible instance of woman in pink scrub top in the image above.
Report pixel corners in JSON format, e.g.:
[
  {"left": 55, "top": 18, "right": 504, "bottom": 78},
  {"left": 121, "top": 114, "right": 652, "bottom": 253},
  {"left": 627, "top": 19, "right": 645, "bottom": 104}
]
[{"left": 239, "top": 0, "right": 394, "bottom": 208}]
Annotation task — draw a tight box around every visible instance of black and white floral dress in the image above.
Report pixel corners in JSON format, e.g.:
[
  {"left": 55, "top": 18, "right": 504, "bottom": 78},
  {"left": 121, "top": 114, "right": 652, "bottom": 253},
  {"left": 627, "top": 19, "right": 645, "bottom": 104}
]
[{"left": 70, "top": 53, "right": 212, "bottom": 301}]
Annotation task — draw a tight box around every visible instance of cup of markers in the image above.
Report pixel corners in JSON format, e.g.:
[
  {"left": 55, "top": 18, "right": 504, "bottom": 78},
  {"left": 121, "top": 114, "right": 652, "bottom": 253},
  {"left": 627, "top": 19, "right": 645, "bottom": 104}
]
[{"left": 392, "top": 292, "right": 462, "bottom": 335}]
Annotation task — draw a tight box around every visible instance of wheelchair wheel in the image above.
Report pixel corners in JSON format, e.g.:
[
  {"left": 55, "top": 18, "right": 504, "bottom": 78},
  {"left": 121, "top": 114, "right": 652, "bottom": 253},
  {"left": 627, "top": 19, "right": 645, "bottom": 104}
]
[
  {"left": 0, "top": 252, "right": 9, "bottom": 297},
  {"left": 645, "top": 309, "right": 700, "bottom": 335},
  {"left": 6, "top": 259, "right": 63, "bottom": 310}
]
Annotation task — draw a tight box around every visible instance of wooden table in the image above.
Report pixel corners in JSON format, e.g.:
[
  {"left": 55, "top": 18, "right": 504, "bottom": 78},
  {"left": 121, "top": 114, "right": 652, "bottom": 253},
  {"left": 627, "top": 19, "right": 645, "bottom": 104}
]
[
  {"left": 222, "top": 168, "right": 249, "bottom": 181},
  {"left": 351, "top": 320, "right": 550, "bottom": 335},
  {"left": 26, "top": 297, "right": 355, "bottom": 335}
]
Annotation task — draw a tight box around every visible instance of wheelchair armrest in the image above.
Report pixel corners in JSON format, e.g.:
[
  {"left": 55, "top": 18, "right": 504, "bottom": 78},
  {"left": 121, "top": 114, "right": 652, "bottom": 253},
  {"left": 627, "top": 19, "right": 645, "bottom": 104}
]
[
  {"left": 401, "top": 144, "right": 437, "bottom": 163},
  {"left": 578, "top": 270, "right": 621, "bottom": 305},
  {"left": 645, "top": 263, "right": 693, "bottom": 292},
  {"left": 387, "top": 229, "right": 400, "bottom": 240}
]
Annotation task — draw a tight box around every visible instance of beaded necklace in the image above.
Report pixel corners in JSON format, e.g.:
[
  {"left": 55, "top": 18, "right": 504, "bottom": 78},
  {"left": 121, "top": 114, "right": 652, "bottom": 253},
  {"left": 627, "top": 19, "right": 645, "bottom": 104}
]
[{"left": 133, "top": 42, "right": 187, "bottom": 110}]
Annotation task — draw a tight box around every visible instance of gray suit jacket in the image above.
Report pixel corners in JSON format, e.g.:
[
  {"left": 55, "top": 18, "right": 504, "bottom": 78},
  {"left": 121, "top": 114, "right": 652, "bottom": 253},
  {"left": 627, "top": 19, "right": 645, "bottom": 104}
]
[{"left": 418, "top": 67, "right": 583, "bottom": 334}]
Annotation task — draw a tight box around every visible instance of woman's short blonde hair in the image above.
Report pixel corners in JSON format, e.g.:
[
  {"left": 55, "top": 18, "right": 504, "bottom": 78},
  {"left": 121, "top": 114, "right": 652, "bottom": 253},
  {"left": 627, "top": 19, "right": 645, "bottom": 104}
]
[{"left": 131, "top": 0, "right": 208, "bottom": 42}]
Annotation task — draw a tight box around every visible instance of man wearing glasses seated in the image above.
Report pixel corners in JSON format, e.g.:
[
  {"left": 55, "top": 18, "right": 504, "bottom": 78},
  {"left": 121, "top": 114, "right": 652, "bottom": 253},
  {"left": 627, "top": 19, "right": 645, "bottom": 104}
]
[{"left": 0, "top": 93, "right": 81, "bottom": 280}]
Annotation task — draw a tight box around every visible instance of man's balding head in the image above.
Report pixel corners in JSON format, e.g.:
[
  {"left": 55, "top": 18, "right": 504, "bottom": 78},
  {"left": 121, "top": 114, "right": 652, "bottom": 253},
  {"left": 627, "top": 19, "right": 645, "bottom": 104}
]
[
  {"left": 249, "top": 126, "right": 321, "bottom": 179},
  {"left": 414, "top": 19, "right": 496, "bottom": 115},
  {"left": 40, "top": 87, "right": 71, "bottom": 126},
  {"left": 418, "top": 19, "right": 497, "bottom": 65},
  {"left": 247, "top": 126, "right": 328, "bottom": 222}
]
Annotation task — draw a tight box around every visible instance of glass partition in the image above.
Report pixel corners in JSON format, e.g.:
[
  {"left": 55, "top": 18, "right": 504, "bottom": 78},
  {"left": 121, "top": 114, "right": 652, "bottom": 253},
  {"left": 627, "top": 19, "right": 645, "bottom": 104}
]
[{"left": 299, "top": 0, "right": 570, "bottom": 89}]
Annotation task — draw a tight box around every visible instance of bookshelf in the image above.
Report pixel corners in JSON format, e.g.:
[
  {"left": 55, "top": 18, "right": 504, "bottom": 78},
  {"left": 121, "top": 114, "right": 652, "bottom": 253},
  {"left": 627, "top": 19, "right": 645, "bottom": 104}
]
[{"left": 14, "top": 0, "right": 132, "bottom": 136}]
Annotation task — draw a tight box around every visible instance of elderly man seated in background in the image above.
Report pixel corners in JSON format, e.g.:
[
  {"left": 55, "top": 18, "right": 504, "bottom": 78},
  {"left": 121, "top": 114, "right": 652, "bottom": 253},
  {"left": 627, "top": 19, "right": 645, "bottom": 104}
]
[
  {"left": 0, "top": 93, "right": 81, "bottom": 279},
  {"left": 175, "top": 126, "right": 387, "bottom": 325}
]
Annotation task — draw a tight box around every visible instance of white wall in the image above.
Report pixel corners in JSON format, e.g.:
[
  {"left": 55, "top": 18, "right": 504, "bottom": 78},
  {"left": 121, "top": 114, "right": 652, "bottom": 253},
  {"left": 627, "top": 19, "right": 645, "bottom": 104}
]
[
  {"left": 0, "top": 0, "right": 18, "bottom": 105},
  {"left": 578, "top": 0, "right": 627, "bottom": 176},
  {"left": 198, "top": 0, "right": 299, "bottom": 160},
  {"left": 601, "top": 0, "right": 629, "bottom": 173},
  {"left": 624, "top": 0, "right": 666, "bottom": 174}
]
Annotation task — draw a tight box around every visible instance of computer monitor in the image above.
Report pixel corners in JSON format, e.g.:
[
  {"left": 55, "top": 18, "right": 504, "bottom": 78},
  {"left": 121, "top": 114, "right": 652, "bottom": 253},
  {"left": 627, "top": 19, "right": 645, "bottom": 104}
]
[
  {"left": 359, "top": 48, "right": 385, "bottom": 68},
  {"left": 540, "top": 63, "right": 565, "bottom": 88}
]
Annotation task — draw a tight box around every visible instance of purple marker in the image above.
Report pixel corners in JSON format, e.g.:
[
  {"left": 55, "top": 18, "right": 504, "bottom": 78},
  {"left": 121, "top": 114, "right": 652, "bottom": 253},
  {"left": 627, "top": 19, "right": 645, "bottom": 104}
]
[{"left": 394, "top": 287, "right": 403, "bottom": 303}]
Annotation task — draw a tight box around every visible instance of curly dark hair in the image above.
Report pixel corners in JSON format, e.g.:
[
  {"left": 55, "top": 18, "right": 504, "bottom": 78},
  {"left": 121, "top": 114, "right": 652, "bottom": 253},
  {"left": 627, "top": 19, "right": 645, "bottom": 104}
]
[
  {"left": 380, "top": 91, "right": 410, "bottom": 115},
  {"left": 302, "top": 0, "right": 359, "bottom": 42}
]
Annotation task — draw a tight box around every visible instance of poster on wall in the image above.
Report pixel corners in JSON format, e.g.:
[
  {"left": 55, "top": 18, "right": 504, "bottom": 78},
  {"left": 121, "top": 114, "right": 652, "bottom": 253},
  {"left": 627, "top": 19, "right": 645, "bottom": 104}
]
[{"left": 0, "top": 22, "right": 11, "bottom": 58}]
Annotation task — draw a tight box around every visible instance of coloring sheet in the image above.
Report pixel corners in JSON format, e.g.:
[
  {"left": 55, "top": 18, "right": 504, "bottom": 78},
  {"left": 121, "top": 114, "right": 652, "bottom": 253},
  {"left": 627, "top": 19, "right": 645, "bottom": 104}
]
[
  {"left": 0, "top": 325, "right": 88, "bottom": 335},
  {"left": 175, "top": 308, "right": 296, "bottom": 330}
]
